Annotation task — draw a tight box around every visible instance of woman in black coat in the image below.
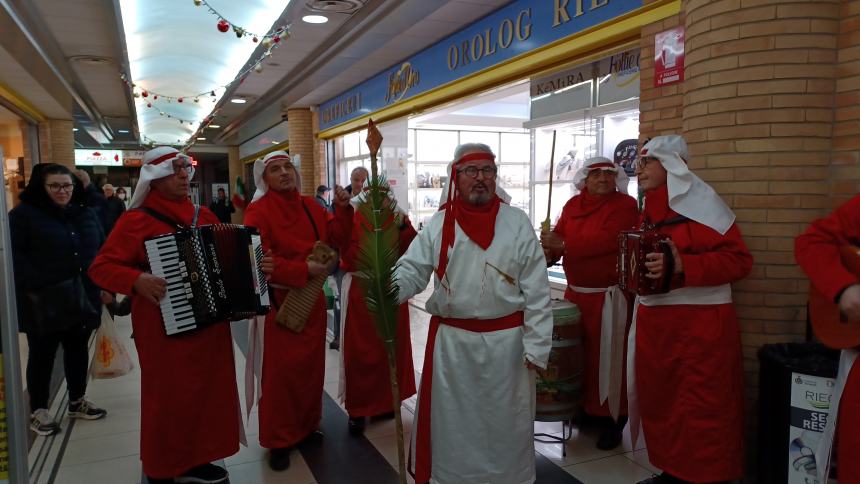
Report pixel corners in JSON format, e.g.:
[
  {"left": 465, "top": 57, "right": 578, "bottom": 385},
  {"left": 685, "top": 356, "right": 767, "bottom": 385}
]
[{"left": 10, "top": 163, "right": 108, "bottom": 436}]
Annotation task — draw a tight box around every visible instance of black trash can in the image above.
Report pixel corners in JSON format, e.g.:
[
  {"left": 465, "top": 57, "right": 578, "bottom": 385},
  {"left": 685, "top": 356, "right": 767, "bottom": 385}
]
[{"left": 758, "top": 343, "right": 840, "bottom": 484}]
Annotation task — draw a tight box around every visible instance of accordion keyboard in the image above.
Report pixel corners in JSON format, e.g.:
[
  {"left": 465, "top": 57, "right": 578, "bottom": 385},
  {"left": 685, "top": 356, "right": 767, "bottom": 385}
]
[
  {"left": 251, "top": 234, "right": 270, "bottom": 308},
  {"left": 145, "top": 236, "right": 200, "bottom": 335}
]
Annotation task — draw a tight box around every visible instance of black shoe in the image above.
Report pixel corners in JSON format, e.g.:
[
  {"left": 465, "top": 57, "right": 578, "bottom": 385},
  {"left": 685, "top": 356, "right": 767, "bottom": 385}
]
[
  {"left": 329, "top": 340, "right": 340, "bottom": 350},
  {"left": 348, "top": 416, "right": 366, "bottom": 435},
  {"left": 175, "top": 463, "right": 228, "bottom": 483},
  {"left": 30, "top": 409, "right": 61, "bottom": 436},
  {"left": 269, "top": 447, "right": 291, "bottom": 471},
  {"left": 596, "top": 427, "right": 623, "bottom": 450},
  {"left": 68, "top": 398, "right": 107, "bottom": 420}
]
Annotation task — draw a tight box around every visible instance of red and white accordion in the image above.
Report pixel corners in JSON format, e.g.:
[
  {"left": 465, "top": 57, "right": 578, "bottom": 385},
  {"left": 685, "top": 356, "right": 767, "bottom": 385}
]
[{"left": 617, "top": 229, "right": 674, "bottom": 296}]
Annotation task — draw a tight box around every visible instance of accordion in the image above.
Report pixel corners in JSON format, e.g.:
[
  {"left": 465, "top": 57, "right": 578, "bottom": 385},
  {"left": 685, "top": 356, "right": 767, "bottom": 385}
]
[
  {"left": 617, "top": 229, "right": 674, "bottom": 296},
  {"left": 144, "top": 224, "right": 270, "bottom": 336}
]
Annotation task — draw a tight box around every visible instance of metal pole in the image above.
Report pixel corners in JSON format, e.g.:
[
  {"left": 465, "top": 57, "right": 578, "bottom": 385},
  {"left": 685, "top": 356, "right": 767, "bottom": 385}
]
[{"left": 0, "top": 147, "right": 31, "bottom": 484}]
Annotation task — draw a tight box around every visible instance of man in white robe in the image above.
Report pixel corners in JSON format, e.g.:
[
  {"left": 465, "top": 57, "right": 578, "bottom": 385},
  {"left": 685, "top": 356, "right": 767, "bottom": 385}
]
[{"left": 395, "top": 142, "right": 553, "bottom": 484}]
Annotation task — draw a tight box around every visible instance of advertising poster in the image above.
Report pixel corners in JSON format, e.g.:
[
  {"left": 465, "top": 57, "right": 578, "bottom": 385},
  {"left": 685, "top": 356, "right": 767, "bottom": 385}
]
[
  {"left": 789, "top": 372, "right": 836, "bottom": 484},
  {"left": 654, "top": 26, "right": 685, "bottom": 87}
]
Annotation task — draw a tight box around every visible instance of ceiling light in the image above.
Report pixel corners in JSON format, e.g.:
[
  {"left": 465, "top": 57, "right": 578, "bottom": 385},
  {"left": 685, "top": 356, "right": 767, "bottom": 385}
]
[
  {"left": 208, "top": 124, "right": 221, "bottom": 129},
  {"left": 230, "top": 98, "right": 247, "bottom": 104},
  {"left": 302, "top": 15, "right": 328, "bottom": 24},
  {"left": 118, "top": 129, "right": 130, "bottom": 134},
  {"left": 271, "top": 140, "right": 279, "bottom": 144},
  {"left": 196, "top": 137, "right": 206, "bottom": 141},
  {"left": 73, "top": 128, "right": 79, "bottom": 132}
]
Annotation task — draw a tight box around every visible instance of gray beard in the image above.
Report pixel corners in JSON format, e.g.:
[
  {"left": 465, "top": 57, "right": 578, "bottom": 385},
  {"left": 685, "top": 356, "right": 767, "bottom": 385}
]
[{"left": 467, "top": 191, "right": 493, "bottom": 205}]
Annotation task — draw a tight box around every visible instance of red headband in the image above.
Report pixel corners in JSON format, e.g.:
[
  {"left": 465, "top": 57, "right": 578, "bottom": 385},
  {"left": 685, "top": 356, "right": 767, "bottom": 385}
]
[
  {"left": 148, "top": 152, "right": 183, "bottom": 166},
  {"left": 588, "top": 162, "right": 616, "bottom": 170},
  {"left": 454, "top": 152, "right": 496, "bottom": 166},
  {"left": 264, "top": 154, "right": 291, "bottom": 165}
]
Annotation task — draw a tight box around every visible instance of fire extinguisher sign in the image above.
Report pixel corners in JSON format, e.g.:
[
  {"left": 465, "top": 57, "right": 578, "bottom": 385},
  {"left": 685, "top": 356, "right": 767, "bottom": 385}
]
[{"left": 788, "top": 372, "right": 835, "bottom": 484}]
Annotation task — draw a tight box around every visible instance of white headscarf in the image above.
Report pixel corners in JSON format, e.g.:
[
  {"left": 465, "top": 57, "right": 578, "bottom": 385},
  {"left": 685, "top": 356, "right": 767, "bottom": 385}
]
[
  {"left": 251, "top": 151, "right": 301, "bottom": 202},
  {"left": 641, "top": 135, "right": 735, "bottom": 235},
  {"left": 129, "top": 146, "right": 193, "bottom": 209},
  {"left": 573, "top": 156, "right": 629, "bottom": 194}
]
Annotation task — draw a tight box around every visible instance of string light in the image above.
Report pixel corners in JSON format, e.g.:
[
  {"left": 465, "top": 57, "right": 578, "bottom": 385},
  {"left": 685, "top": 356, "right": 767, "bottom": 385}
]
[{"left": 192, "top": 0, "right": 290, "bottom": 45}]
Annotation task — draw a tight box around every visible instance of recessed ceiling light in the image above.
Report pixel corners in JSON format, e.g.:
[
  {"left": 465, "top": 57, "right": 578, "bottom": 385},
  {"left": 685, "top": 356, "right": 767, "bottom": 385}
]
[
  {"left": 230, "top": 98, "right": 247, "bottom": 104},
  {"left": 196, "top": 137, "right": 206, "bottom": 141},
  {"left": 302, "top": 14, "right": 328, "bottom": 24},
  {"left": 208, "top": 124, "right": 221, "bottom": 129},
  {"left": 271, "top": 140, "right": 279, "bottom": 144},
  {"left": 118, "top": 129, "right": 129, "bottom": 134},
  {"left": 72, "top": 128, "right": 79, "bottom": 132}
]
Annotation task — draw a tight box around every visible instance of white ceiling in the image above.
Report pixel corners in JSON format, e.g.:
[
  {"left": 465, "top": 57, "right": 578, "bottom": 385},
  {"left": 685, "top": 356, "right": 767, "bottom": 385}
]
[{"left": 1, "top": 0, "right": 515, "bottom": 148}]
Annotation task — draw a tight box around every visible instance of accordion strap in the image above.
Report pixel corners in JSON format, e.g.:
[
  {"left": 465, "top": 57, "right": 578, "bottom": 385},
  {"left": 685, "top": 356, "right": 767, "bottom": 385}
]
[
  {"left": 649, "top": 215, "right": 689, "bottom": 229},
  {"left": 136, "top": 207, "right": 185, "bottom": 229},
  {"left": 191, "top": 205, "right": 201, "bottom": 228}
]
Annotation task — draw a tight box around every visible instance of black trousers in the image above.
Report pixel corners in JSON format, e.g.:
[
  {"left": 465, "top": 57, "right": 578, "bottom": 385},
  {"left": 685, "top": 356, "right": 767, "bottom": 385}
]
[{"left": 26, "top": 327, "right": 92, "bottom": 412}]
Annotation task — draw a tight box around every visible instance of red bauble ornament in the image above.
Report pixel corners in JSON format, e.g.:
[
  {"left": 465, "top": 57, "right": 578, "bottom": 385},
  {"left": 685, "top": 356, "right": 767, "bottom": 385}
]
[
  {"left": 217, "top": 19, "right": 229, "bottom": 33},
  {"left": 273, "top": 35, "right": 281, "bottom": 43},
  {"left": 142, "top": 91, "right": 149, "bottom": 98},
  {"left": 178, "top": 97, "right": 184, "bottom": 103},
  {"left": 154, "top": 95, "right": 158, "bottom": 100},
  {"left": 147, "top": 102, "right": 152, "bottom": 108},
  {"left": 252, "top": 36, "right": 259, "bottom": 43}
]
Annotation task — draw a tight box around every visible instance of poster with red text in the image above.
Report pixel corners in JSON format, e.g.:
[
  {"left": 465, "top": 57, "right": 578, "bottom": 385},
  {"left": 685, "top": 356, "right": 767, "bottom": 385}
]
[{"left": 654, "top": 26, "right": 685, "bottom": 87}]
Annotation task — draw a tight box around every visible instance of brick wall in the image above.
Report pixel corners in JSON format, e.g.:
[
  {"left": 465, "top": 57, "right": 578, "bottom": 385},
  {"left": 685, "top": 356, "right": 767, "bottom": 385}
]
[
  {"left": 37, "top": 119, "right": 74, "bottom": 168},
  {"left": 832, "top": 0, "right": 860, "bottom": 201},
  {"left": 311, "top": 109, "right": 328, "bottom": 190},
  {"left": 287, "top": 108, "right": 315, "bottom": 197},
  {"left": 639, "top": 0, "right": 851, "bottom": 476}
]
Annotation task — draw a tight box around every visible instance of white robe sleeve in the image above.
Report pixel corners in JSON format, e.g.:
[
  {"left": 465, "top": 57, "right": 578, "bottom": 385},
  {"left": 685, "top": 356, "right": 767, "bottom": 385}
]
[
  {"left": 516, "top": 215, "right": 553, "bottom": 369},
  {"left": 394, "top": 218, "right": 436, "bottom": 305}
]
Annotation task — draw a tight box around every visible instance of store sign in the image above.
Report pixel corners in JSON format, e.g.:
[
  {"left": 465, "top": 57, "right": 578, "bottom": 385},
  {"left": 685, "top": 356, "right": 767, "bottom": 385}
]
[
  {"left": 123, "top": 150, "right": 145, "bottom": 167},
  {"left": 788, "top": 372, "right": 834, "bottom": 483},
  {"left": 654, "top": 26, "right": 685, "bottom": 87},
  {"left": 319, "top": 0, "right": 643, "bottom": 130},
  {"left": 531, "top": 48, "right": 640, "bottom": 98},
  {"left": 74, "top": 149, "right": 122, "bottom": 166}
]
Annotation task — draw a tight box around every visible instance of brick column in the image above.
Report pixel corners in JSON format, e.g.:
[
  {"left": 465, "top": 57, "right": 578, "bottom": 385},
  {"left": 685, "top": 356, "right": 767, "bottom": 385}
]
[
  {"left": 312, "top": 109, "right": 328, "bottom": 189},
  {"left": 37, "top": 119, "right": 75, "bottom": 168},
  {"left": 287, "top": 108, "right": 316, "bottom": 196},
  {"left": 832, "top": 0, "right": 860, "bottom": 203}
]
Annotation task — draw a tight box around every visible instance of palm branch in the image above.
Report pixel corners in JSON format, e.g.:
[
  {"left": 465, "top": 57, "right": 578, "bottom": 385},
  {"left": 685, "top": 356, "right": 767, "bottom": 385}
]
[{"left": 354, "top": 118, "right": 407, "bottom": 483}]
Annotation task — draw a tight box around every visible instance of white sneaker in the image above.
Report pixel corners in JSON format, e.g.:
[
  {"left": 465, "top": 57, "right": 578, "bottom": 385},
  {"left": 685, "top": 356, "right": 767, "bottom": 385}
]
[{"left": 30, "top": 408, "right": 60, "bottom": 436}]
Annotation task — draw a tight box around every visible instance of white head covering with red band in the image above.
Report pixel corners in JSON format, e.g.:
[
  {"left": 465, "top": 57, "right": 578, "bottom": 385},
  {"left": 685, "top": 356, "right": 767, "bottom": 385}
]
[
  {"left": 129, "top": 146, "right": 193, "bottom": 209},
  {"left": 573, "top": 156, "right": 629, "bottom": 194},
  {"left": 641, "top": 135, "right": 735, "bottom": 235},
  {"left": 251, "top": 151, "right": 300, "bottom": 202}
]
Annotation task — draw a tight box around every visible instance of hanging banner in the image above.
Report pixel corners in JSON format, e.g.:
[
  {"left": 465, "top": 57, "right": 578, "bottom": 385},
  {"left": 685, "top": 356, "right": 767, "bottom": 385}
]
[
  {"left": 654, "top": 26, "right": 685, "bottom": 87},
  {"left": 788, "top": 372, "right": 835, "bottom": 484}
]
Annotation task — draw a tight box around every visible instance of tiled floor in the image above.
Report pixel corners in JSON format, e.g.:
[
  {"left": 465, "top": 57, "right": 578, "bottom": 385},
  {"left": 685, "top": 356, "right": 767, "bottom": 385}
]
[{"left": 24, "top": 285, "right": 659, "bottom": 483}]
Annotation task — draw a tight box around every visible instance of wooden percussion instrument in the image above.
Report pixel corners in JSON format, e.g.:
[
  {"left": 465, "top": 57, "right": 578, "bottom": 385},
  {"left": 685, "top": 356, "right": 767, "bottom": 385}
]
[{"left": 276, "top": 241, "right": 338, "bottom": 333}]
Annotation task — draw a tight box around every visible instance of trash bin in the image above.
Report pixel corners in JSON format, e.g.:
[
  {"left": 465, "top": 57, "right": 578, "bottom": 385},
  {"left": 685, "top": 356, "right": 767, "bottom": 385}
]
[{"left": 757, "top": 343, "right": 839, "bottom": 484}]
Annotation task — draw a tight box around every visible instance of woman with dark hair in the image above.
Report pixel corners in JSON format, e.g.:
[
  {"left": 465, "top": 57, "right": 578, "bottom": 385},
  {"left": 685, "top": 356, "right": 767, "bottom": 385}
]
[{"left": 10, "top": 163, "right": 108, "bottom": 436}]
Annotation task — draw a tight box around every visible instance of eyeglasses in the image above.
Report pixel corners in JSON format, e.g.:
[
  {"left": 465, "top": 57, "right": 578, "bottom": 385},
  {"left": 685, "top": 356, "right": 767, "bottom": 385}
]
[
  {"left": 45, "top": 183, "right": 74, "bottom": 193},
  {"left": 172, "top": 162, "right": 193, "bottom": 174},
  {"left": 457, "top": 165, "right": 497, "bottom": 179}
]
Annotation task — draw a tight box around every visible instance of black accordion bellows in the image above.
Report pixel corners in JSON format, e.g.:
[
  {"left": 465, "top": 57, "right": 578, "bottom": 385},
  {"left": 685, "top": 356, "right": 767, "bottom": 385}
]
[{"left": 145, "top": 224, "right": 270, "bottom": 336}]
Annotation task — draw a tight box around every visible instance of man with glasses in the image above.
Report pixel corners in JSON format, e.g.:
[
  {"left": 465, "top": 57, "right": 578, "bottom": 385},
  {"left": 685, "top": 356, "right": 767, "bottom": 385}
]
[
  {"left": 629, "top": 135, "right": 752, "bottom": 484},
  {"left": 394, "top": 143, "right": 552, "bottom": 484},
  {"left": 89, "top": 147, "right": 242, "bottom": 484},
  {"left": 540, "top": 156, "right": 638, "bottom": 450}
]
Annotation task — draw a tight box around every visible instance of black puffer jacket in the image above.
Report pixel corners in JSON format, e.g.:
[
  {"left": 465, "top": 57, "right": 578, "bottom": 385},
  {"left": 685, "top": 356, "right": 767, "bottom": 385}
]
[{"left": 9, "top": 182, "right": 105, "bottom": 333}]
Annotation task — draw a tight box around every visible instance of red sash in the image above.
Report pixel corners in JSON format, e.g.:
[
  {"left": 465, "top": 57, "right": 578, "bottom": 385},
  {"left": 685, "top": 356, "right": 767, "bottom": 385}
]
[{"left": 410, "top": 312, "right": 524, "bottom": 483}]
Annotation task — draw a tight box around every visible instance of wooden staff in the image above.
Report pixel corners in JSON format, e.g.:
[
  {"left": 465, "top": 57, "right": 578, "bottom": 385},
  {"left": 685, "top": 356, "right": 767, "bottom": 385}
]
[{"left": 541, "top": 130, "right": 557, "bottom": 232}]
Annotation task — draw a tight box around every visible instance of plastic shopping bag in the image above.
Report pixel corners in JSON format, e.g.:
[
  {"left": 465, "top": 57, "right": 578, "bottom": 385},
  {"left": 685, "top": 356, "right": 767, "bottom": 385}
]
[{"left": 91, "top": 308, "right": 134, "bottom": 379}]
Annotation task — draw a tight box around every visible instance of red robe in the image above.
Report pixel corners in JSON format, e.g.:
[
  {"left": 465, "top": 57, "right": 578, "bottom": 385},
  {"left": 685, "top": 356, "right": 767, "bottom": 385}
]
[
  {"left": 553, "top": 189, "right": 638, "bottom": 417},
  {"left": 88, "top": 190, "right": 241, "bottom": 479},
  {"left": 341, "top": 212, "right": 417, "bottom": 418},
  {"left": 794, "top": 194, "right": 860, "bottom": 484},
  {"left": 243, "top": 189, "right": 352, "bottom": 449},
  {"left": 636, "top": 185, "right": 752, "bottom": 482}
]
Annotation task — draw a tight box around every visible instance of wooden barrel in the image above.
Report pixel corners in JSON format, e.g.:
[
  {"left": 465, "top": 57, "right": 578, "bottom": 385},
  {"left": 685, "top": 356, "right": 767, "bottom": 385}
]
[{"left": 535, "top": 299, "right": 584, "bottom": 422}]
